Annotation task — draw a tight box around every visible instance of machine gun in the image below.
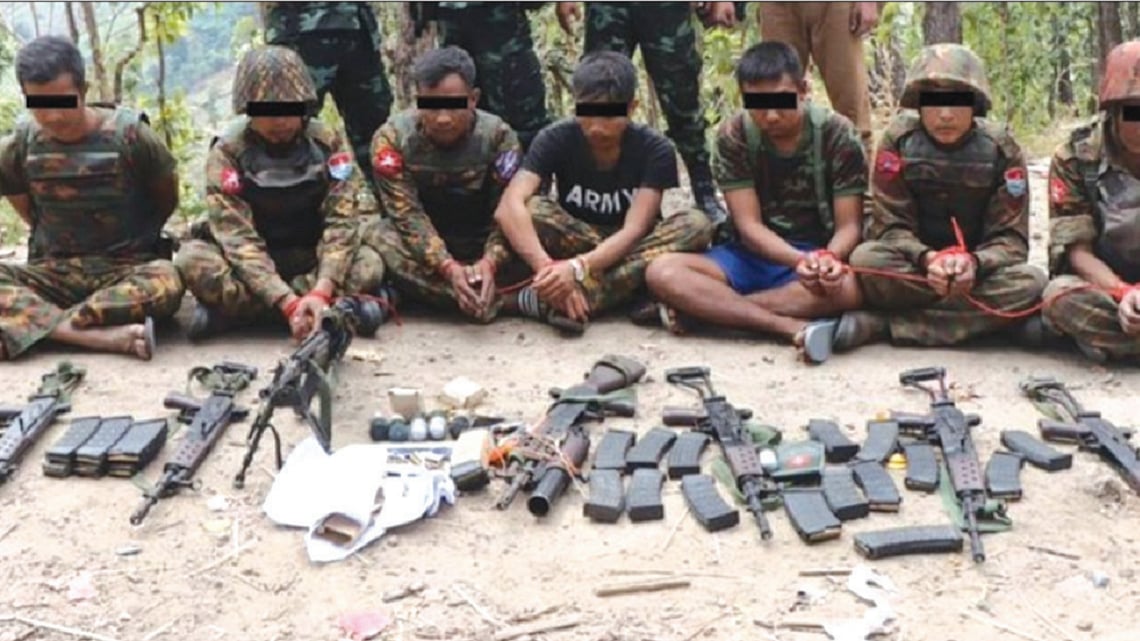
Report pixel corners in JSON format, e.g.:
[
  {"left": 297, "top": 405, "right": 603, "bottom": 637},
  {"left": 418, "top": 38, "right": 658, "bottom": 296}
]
[
  {"left": 233, "top": 295, "right": 382, "bottom": 489},
  {"left": 1020, "top": 376, "right": 1140, "bottom": 494},
  {"left": 130, "top": 362, "right": 258, "bottom": 525},
  {"left": 0, "top": 362, "right": 85, "bottom": 484},
  {"left": 665, "top": 366, "right": 777, "bottom": 540},
  {"left": 496, "top": 355, "right": 646, "bottom": 516},
  {"left": 892, "top": 367, "right": 991, "bottom": 563}
]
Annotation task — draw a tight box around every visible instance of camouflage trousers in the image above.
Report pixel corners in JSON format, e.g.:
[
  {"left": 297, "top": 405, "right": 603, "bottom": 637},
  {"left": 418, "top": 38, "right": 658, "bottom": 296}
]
[
  {"left": 527, "top": 196, "right": 713, "bottom": 314},
  {"left": 1041, "top": 275, "right": 1140, "bottom": 360},
  {"left": 584, "top": 2, "right": 709, "bottom": 169},
  {"left": 366, "top": 220, "right": 516, "bottom": 313},
  {"left": 269, "top": 29, "right": 393, "bottom": 186},
  {"left": 437, "top": 4, "right": 550, "bottom": 151},
  {"left": 0, "top": 257, "right": 184, "bottom": 358},
  {"left": 850, "top": 241, "right": 1047, "bottom": 346},
  {"left": 175, "top": 240, "right": 386, "bottom": 320}
]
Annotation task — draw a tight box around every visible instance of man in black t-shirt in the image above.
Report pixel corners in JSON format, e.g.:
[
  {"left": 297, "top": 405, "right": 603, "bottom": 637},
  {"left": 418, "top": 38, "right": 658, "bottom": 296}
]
[{"left": 494, "top": 51, "right": 713, "bottom": 333}]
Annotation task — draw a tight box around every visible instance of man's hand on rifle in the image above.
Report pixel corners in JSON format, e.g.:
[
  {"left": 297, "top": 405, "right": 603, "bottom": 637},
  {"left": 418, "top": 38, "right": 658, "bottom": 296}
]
[{"left": 282, "top": 286, "right": 332, "bottom": 341}]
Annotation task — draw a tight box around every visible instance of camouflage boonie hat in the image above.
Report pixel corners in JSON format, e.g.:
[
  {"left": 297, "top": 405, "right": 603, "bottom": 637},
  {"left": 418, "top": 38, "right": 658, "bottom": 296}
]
[
  {"left": 900, "top": 43, "right": 991, "bottom": 111},
  {"left": 231, "top": 45, "right": 318, "bottom": 115},
  {"left": 1100, "top": 41, "right": 1140, "bottom": 107}
]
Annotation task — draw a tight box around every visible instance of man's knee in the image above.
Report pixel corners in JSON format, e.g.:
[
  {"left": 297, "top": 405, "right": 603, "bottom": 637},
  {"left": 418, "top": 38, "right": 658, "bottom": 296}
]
[
  {"left": 1041, "top": 275, "right": 1105, "bottom": 330},
  {"left": 345, "top": 245, "right": 387, "bottom": 294},
  {"left": 989, "top": 264, "right": 1048, "bottom": 305},
  {"left": 664, "top": 209, "right": 714, "bottom": 250},
  {"left": 848, "top": 240, "right": 901, "bottom": 269}
]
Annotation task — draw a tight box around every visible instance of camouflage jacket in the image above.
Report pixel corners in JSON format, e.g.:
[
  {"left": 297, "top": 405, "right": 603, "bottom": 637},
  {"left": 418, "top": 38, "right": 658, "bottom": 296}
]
[
  {"left": 1049, "top": 114, "right": 1140, "bottom": 282},
  {"left": 712, "top": 105, "right": 867, "bottom": 246},
  {"left": 204, "top": 118, "right": 376, "bottom": 308},
  {"left": 0, "top": 106, "right": 176, "bottom": 260},
  {"left": 263, "top": 2, "right": 377, "bottom": 41},
  {"left": 869, "top": 111, "right": 1029, "bottom": 277},
  {"left": 371, "top": 108, "right": 521, "bottom": 270}
]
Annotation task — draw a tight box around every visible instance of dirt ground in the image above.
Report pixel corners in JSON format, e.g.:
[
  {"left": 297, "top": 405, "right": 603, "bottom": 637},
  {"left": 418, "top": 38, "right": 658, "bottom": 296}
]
[{"left": 2, "top": 171, "right": 1140, "bottom": 641}]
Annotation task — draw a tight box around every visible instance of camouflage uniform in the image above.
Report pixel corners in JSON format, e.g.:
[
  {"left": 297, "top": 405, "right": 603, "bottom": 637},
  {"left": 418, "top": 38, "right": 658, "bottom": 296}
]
[
  {"left": 583, "top": 2, "right": 724, "bottom": 223},
  {"left": 263, "top": 2, "right": 393, "bottom": 183},
  {"left": 525, "top": 197, "right": 712, "bottom": 314},
  {"left": 0, "top": 107, "right": 184, "bottom": 358},
  {"left": 851, "top": 44, "right": 1046, "bottom": 346},
  {"left": 366, "top": 108, "right": 520, "bottom": 312},
  {"left": 1042, "top": 41, "right": 1140, "bottom": 360},
  {"left": 711, "top": 103, "right": 868, "bottom": 247},
  {"left": 176, "top": 46, "right": 385, "bottom": 323},
  {"left": 435, "top": 2, "right": 550, "bottom": 151}
]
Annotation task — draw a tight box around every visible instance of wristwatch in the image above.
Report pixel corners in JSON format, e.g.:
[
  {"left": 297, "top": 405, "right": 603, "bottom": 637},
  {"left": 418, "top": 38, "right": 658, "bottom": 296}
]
[{"left": 570, "top": 257, "right": 588, "bottom": 283}]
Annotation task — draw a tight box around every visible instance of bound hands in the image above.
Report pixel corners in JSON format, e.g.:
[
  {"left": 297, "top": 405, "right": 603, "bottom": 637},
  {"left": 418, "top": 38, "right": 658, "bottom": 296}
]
[
  {"left": 1115, "top": 286, "right": 1140, "bottom": 336},
  {"left": 281, "top": 290, "right": 332, "bottom": 342},
  {"left": 533, "top": 258, "right": 590, "bottom": 323},
  {"left": 796, "top": 249, "right": 846, "bottom": 295},
  {"left": 924, "top": 249, "right": 977, "bottom": 298},
  {"left": 443, "top": 258, "right": 496, "bottom": 319}
]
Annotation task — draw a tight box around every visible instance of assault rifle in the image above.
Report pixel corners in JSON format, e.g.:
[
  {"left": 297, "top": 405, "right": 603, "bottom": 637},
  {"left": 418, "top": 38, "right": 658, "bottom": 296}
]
[
  {"left": 892, "top": 367, "right": 991, "bottom": 563},
  {"left": 497, "top": 355, "right": 646, "bottom": 516},
  {"left": 0, "top": 362, "right": 85, "bottom": 484},
  {"left": 665, "top": 366, "right": 778, "bottom": 540},
  {"left": 130, "top": 361, "right": 258, "bottom": 525},
  {"left": 233, "top": 295, "right": 383, "bottom": 489},
  {"left": 1020, "top": 376, "right": 1140, "bottom": 494}
]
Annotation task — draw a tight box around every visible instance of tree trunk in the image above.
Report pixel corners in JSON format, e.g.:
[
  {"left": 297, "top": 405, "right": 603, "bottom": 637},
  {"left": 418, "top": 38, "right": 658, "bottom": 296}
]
[
  {"left": 111, "top": 6, "right": 147, "bottom": 104},
  {"left": 80, "top": 2, "right": 110, "bottom": 102},
  {"left": 921, "top": 2, "right": 961, "bottom": 45},
  {"left": 64, "top": 2, "right": 79, "bottom": 43},
  {"left": 1053, "top": 10, "right": 1074, "bottom": 111},
  {"left": 27, "top": 2, "right": 40, "bottom": 38},
  {"left": 1097, "top": 2, "right": 1124, "bottom": 80},
  {"left": 1128, "top": 2, "right": 1140, "bottom": 39},
  {"left": 389, "top": 2, "right": 435, "bottom": 109},
  {"left": 154, "top": 11, "right": 171, "bottom": 149}
]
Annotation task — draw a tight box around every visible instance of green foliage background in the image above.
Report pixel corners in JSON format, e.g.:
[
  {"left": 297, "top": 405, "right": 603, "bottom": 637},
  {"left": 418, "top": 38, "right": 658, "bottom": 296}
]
[{"left": 0, "top": 1, "right": 1134, "bottom": 245}]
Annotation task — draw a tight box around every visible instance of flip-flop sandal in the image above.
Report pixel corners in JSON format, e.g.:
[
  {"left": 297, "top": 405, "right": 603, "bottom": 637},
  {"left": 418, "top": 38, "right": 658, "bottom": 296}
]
[
  {"left": 628, "top": 300, "right": 662, "bottom": 326},
  {"left": 658, "top": 304, "right": 690, "bottom": 336},
  {"left": 831, "top": 314, "right": 859, "bottom": 353},
  {"left": 546, "top": 312, "right": 586, "bottom": 335},
  {"left": 800, "top": 318, "right": 839, "bottom": 364},
  {"left": 141, "top": 316, "right": 156, "bottom": 361}
]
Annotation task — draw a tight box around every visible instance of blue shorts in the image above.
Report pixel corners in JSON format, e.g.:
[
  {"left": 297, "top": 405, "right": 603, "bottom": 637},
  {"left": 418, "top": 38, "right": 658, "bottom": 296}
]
[{"left": 706, "top": 241, "right": 819, "bottom": 295}]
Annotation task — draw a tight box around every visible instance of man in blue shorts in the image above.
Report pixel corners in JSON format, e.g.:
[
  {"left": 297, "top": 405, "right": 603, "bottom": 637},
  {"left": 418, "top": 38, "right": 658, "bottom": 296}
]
[{"left": 644, "top": 42, "right": 867, "bottom": 363}]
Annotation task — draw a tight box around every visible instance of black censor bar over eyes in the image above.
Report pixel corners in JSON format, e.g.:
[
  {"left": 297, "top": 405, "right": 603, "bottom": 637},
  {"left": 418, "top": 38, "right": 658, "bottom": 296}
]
[
  {"left": 743, "top": 92, "right": 797, "bottom": 110},
  {"left": 416, "top": 96, "right": 468, "bottom": 110},
  {"left": 1122, "top": 105, "right": 1140, "bottom": 121},
  {"left": 575, "top": 102, "right": 629, "bottom": 117},
  {"left": 245, "top": 101, "right": 307, "bottom": 117},
  {"left": 26, "top": 94, "right": 79, "bottom": 109},
  {"left": 918, "top": 91, "right": 975, "bottom": 107}
]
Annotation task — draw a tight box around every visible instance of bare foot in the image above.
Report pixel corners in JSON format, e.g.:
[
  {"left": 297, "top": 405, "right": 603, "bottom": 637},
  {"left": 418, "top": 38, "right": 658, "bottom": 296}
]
[{"left": 48, "top": 317, "right": 155, "bottom": 360}]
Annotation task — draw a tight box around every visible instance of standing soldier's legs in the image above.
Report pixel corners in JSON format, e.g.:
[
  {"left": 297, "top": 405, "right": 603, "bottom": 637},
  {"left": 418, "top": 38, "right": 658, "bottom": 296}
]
[
  {"left": 439, "top": 5, "right": 550, "bottom": 151},
  {"left": 330, "top": 19, "right": 393, "bottom": 176},
  {"left": 585, "top": 209, "right": 713, "bottom": 314},
  {"left": 632, "top": 4, "right": 722, "bottom": 226},
  {"left": 805, "top": 2, "right": 873, "bottom": 149},
  {"left": 584, "top": 4, "right": 636, "bottom": 57},
  {"left": 0, "top": 258, "right": 180, "bottom": 360},
  {"left": 1042, "top": 275, "right": 1140, "bottom": 362},
  {"left": 759, "top": 3, "right": 809, "bottom": 76}
]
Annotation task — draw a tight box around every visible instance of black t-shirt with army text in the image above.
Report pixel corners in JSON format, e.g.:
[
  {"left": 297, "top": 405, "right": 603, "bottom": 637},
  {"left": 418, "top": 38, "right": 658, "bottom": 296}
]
[{"left": 521, "top": 118, "right": 679, "bottom": 226}]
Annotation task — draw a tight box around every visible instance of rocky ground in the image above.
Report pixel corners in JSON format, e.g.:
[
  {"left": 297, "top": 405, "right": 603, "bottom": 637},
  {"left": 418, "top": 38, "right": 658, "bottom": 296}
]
[{"left": 1, "top": 170, "right": 1139, "bottom": 641}]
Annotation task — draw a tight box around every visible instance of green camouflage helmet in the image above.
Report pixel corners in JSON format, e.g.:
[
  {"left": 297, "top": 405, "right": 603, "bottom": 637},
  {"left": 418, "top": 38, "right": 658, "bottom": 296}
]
[
  {"left": 900, "top": 43, "right": 992, "bottom": 111},
  {"left": 231, "top": 45, "right": 317, "bottom": 115},
  {"left": 1099, "top": 41, "right": 1140, "bottom": 107}
]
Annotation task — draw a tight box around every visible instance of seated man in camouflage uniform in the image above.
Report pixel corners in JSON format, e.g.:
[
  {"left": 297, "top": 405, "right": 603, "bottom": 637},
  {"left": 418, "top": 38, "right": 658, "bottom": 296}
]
[
  {"left": 839, "top": 44, "right": 1046, "bottom": 352},
  {"left": 0, "top": 36, "right": 183, "bottom": 361},
  {"left": 175, "top": 46, "right": 386, "bottom": 342},
  {"left": 1042, "top": 41, "right": 1140, "bottom": 363},
  {"left": 495, "top": 51, "right": 712, "bottom": 333},
  {"left": 644, "top": 42, "right": 866, "bottom": 364},
  {"left": 367, "top": 46, "right": 521, "bottom": 321}
]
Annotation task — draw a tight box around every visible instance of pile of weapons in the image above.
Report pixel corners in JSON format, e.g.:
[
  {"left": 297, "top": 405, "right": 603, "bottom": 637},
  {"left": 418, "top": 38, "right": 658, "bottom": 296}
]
[
  {"left": 472, "top": 357, "right": 1140, "bottom": 565},
  {"left": 0, "top": 296, "right": 384, "bottom": 528}
]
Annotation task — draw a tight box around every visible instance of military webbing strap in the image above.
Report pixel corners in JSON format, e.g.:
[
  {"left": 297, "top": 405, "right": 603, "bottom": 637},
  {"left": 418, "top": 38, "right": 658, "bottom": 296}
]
[
  {"left": 938, "top": 461, "right": 1012, "bottom": 533},
  {"left": 186, "top": 365, "right": 256, "bottom": 396},
  {"left": 37, "top": 362, "right": 86, "bottom": 401},
  {"left": 742, "top": 102, "right": 832, "bottom": 233},
  {"left": 550, "top": 388, "right": 635, "bottom": 407}
]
